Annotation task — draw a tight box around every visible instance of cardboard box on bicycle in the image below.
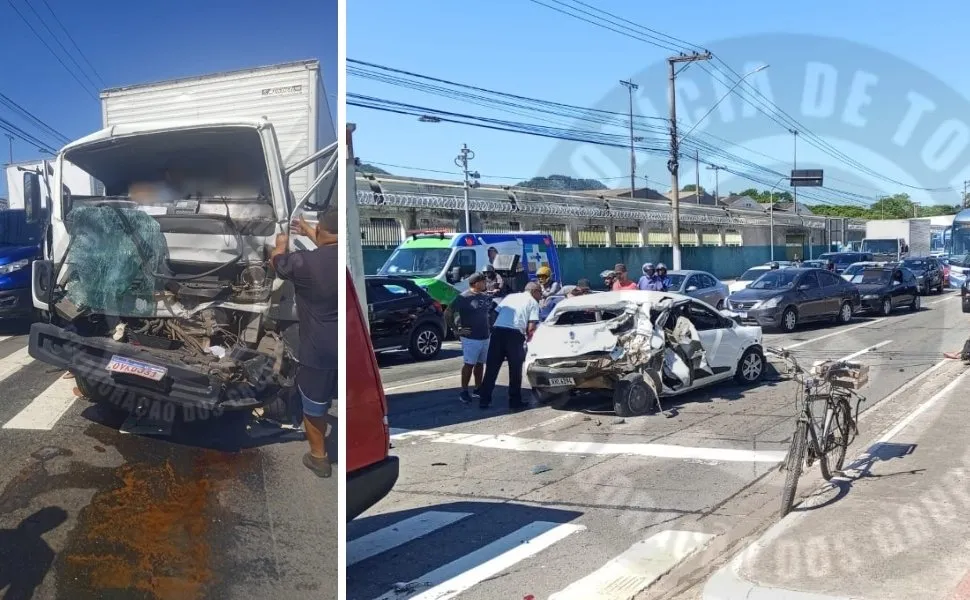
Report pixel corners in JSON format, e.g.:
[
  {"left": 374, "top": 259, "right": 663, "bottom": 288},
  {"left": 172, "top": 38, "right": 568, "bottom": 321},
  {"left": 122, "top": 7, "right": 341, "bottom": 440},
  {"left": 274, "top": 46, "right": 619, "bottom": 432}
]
[{"left": 810, "top": 361, "right": 869, "bottom": 390}]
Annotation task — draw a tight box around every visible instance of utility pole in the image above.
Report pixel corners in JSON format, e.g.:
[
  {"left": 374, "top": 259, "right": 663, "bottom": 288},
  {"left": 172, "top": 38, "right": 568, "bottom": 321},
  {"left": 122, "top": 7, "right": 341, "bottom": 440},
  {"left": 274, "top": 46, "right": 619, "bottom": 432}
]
[
  {"left": 789, "top": 129, "right": 799, "bottom": 214},
  {"left": 964, "top": 180, "right": 969, "bottom": 209},
  {"left": 4, "top": 135, "right": 12, "bottom": 165},
  {"left": 454, "top": 143, "right": 477, "bottom": 232},
  {"left": 668, "top": 51, "right": 713, "bottom": 270},
  {"left": 694, "top": 150, "right": 700, "bottom": 204},
  {"left": 706, "top": 164, "right": 723, "bottom": 204},
  {"left": 620, "top": 79, "right": 639, "bottom": 198}
]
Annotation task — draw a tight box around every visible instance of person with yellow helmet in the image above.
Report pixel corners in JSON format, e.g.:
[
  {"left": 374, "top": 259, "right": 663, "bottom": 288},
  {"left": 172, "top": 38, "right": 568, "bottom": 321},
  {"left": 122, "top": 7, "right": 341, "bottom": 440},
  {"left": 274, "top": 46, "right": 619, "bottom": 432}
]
[{"left": 536, "top": 265, "right": 560, "bottom": 301}]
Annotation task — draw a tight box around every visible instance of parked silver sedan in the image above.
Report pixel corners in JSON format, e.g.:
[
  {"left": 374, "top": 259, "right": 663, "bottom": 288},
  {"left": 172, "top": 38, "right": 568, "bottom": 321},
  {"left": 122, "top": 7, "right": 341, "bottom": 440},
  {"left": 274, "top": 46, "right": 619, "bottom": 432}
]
[{"left": 666, "top": 270, "right": 731, "bottom": 309}]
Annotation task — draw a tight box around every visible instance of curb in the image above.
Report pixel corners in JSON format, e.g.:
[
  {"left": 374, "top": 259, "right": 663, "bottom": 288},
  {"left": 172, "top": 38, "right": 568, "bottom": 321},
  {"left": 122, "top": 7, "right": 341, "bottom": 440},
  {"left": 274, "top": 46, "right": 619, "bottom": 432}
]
[{"left": 704, "top": 557, "right": 854, "bottom": 600}]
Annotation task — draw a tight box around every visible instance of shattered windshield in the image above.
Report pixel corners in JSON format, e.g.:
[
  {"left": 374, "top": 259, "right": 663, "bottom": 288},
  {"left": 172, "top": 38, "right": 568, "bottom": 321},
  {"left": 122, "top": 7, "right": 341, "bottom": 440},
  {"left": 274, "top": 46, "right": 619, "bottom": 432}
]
[
  {"left": 749, "top": 270, "right": 798, "bottom": 290},
  {"left": 380, "top": 248, "right": 451, "bottom": 276}
]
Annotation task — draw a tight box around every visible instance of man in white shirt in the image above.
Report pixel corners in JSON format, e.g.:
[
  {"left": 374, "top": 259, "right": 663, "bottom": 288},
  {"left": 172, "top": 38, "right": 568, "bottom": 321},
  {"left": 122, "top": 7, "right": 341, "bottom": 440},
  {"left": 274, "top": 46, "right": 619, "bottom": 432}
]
[{"left": 478, "top": 282, "right": 542, "bottom": 411}]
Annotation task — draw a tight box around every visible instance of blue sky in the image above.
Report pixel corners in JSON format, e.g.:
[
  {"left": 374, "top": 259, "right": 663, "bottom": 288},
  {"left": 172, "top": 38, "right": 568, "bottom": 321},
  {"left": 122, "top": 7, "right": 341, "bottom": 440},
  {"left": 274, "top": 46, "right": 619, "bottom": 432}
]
[
  {"left": 0, "top": 0, "right": 337, "bottom": 197},
  {"left": 348, "top": 0, "right": 970, "bottom": 206}
]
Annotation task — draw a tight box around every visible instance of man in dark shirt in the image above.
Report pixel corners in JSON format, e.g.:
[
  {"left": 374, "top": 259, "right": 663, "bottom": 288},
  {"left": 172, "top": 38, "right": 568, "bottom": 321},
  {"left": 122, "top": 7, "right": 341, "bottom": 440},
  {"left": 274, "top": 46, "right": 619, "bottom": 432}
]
[
  {"left": 444, "top": 272, "right": 492, "bottom": 404},
  {"left": 271, "top": 209, "right": 338, "bottom": 478}
]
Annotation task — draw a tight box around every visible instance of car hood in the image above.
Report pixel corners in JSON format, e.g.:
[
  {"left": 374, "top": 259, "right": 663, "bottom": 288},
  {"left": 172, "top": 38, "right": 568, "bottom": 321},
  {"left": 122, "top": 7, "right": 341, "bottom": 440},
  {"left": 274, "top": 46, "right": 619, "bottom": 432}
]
[
  {"left": 855, "top": 283, "right": 891, "bottom": 295},
  {"left": 729, "top": 287, "right": 788, "bottom": 302},
  {"left": 728, "top": 280, "right": 753, "bottom": 293}
]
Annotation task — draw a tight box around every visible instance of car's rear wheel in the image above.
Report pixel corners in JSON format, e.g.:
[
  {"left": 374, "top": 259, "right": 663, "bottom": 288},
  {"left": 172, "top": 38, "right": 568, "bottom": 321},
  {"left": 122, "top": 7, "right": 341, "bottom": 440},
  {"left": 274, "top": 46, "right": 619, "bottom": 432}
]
[
  {"left": 780, "top": 307, "right": 798, "bottom": 332},
  {"left": 734, "top": 346, "right": 765, "bottom": 384},
  {"left": 409, "top": 323, "right": 442, "bottom": 361},
  {"left": 613, "top": 373, "right": 657, "bottom": 417},
  {"left": 836, "top": 301, "right": 853, "bottom": 324},
  {"left": 881, "top": 298, "right": 892, "bottom": 316},
  {"left": 911, "top": 293, "right": 921, "bottom": 311}
]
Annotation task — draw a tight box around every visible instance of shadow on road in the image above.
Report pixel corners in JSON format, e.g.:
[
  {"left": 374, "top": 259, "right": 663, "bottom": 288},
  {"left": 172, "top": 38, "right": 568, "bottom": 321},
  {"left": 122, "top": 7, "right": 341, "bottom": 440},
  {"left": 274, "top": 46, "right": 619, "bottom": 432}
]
[
  {"left": 796, "top": 441, "right": 918, "bottom": 513},
  {"left": 0, "top": 506, "right": 67, "bottom": 600},
  {"left": 347, "top": 501, "right": 583, "bottom": 600}
]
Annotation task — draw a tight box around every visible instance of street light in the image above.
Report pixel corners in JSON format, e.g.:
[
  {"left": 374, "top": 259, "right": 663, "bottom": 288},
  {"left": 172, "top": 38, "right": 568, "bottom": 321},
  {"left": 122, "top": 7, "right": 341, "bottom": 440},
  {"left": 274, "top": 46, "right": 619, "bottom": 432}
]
[{"left": 678, "top": 64, "right": 769, "bottom": 144}]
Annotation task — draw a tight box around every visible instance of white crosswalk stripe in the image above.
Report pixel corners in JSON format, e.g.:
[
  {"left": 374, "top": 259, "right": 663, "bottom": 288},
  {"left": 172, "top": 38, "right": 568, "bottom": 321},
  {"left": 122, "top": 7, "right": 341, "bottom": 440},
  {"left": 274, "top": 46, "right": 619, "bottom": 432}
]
[
  {"left": 348, "top": 508, "right": 718, "bottom": 600},
  {"left": 3, "top": 376, "right": 76, "bottom": 430}
]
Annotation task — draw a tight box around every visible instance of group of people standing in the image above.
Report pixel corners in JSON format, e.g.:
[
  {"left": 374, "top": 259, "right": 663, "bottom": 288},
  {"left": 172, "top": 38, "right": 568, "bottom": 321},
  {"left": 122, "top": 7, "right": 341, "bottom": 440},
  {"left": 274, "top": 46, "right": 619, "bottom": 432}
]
[{"left": 604, "top": 262, "right": 672, "bottom": 292}]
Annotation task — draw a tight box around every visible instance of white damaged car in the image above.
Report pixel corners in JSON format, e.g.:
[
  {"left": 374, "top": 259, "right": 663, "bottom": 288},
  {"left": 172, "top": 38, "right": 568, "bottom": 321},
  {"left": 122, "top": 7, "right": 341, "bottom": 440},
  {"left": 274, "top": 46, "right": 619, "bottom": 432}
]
[{"left": 525, "top": 291, "right": 765, "bottom": 417}]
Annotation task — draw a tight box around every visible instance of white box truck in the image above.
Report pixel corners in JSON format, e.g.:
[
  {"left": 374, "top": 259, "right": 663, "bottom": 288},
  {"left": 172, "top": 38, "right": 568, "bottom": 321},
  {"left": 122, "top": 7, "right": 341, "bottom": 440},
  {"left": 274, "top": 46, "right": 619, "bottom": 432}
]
[
  {"left": 101, "top": 59, "right": 334, "bottom": 205},
  {"left": 861, "top": 218, "right": 932, "bottom": 261},
  {"left": 6, "top": 159, "right": 101, "bottom": 210},
  {"left": 24, "top": 60, "right": 338, "bottom": 419}
]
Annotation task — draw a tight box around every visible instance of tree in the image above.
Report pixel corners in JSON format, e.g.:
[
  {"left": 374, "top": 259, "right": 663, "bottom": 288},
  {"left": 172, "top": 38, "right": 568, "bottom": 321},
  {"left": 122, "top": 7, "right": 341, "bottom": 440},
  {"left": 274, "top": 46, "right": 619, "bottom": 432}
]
[
  {"left": 357, "top": 163, "right": 391, "bottom": 175},
  {"left": 514, "top": 174, "right": 607, "bottom": 191},
  {"left": 727, "top": 188, "right": 792, "bottom": 203},
  {"left": 681, "top": 184, "right": 705, "bottom": 193}
]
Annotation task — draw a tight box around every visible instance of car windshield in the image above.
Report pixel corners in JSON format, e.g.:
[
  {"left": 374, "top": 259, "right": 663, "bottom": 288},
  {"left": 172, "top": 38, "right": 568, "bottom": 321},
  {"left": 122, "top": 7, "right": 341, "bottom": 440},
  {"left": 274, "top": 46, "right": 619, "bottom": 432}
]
[
  {"left": 667, "top": 274, "right": 687, "bottom": 289},
  {"left": 379, "top": 247, "right": 452, "bottom": 276},
  {"left": 749, "top": 270, "right": 798, "bottom": 290},
  {"left": 863, "top": 240, "right": 898, "bottom": 253},
  {"left": 851, "top": 269, "right": 892, "bottom": 284},
  {"left": 739, "top": 268, "right": 767, "bottom": 281},
  {"left": 0, "top": 210, "right": 41, "bottom": 246},
  {"left": 842, "top": 264, "right": 868, "bottom": 277}
]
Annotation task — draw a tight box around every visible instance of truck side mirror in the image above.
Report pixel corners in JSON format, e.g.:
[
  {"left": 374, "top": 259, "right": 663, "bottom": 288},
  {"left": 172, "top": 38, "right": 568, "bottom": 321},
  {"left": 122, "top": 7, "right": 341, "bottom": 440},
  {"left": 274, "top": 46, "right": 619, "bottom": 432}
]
[{"left": 449, "top": 266, "right": 461, "bottom": 283}]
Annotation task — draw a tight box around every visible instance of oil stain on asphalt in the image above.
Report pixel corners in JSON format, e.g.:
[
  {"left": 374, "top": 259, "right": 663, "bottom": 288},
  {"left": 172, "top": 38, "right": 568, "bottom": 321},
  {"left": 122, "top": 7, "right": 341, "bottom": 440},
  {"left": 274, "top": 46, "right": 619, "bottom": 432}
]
[{"left": 0, "top": 411, "right": 263, "bottom": 600}]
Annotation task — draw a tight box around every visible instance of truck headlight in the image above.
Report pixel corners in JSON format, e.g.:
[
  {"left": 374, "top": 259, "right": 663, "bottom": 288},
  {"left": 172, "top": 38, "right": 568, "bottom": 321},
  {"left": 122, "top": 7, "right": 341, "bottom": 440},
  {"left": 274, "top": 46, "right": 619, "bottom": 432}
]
[{"left": 0, "top": 259, "right": 30, "bottom": 275}]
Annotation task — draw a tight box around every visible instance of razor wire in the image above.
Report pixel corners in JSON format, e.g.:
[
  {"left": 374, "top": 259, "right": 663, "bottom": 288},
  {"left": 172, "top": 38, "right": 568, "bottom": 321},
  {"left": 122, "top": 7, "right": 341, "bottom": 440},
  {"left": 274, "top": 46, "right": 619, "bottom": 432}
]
[{"left": 357, "top": 189, "right": 863, "bottom": 231}]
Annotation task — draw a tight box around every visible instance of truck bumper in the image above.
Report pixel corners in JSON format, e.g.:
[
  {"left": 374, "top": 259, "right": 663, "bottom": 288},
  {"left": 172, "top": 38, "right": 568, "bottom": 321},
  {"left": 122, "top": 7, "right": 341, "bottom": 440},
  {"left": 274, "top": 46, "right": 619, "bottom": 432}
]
[
  {"left": 29, "top": 322, "right": 278, "bottom": 411},
  {"left": 347, "top": 455, "right": 400, "bottom": 521}
]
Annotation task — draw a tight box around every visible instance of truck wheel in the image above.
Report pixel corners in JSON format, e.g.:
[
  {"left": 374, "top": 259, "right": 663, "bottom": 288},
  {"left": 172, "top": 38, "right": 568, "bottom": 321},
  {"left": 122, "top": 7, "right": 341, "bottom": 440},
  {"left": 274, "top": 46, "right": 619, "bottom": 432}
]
[
  {"left": 613, "top": 373, "right": 657, "bottom": 418},
  {"left": 408, "top": 323, "right": 442, "bottom": 361}
]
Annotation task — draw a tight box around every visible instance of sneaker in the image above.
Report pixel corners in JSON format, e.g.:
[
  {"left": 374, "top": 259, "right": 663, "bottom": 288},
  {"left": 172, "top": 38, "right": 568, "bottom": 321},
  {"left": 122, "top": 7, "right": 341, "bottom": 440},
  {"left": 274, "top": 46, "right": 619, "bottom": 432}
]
[
  {"left": 302, "top": 452, "right": 332, "bottom": 478},
  {"left": 472, "top": 388, "right": 481, "bottom": 398},
  {"left": 459, "top": 390, "right": 473, "bottom": 404}
]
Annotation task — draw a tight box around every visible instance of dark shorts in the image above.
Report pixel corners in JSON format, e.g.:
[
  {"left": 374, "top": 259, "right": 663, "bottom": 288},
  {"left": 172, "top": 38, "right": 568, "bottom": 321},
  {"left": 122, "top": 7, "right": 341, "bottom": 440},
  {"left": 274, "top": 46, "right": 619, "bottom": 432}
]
[{"left": 297, "top": 365, "right": 336, "bottom": 418}]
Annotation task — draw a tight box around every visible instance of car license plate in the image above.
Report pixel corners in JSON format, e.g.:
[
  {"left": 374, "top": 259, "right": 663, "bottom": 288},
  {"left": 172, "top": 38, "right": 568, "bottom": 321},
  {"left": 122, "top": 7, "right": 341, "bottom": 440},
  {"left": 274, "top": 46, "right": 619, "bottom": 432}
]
[
  {"left": 106, "top": 356, "right": 168, "bottom": 381},
  {"left": 548, "top": 377, "right": 575, "bottom": 386},
  {"left": 738, "top": 312, "right": 748, "bottom": 319}
]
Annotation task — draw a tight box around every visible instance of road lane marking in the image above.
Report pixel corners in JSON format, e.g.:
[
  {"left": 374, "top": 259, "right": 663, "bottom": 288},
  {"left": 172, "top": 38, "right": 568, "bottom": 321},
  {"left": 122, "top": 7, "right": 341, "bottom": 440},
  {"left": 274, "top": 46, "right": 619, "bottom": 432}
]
[
  {"left": 384, "top": 375, "right": 455, "bottom": 393},
  {"left": 783, "top": 318, "right": 886, "bottom": 350},
  {"left": 371, "top": 521, "right": 585, "bottom": 600},
  {"left": 0, "top": 347, "right": 33, "bottom": 383},
  {"left": 3, "top": 376, "right": 76, "bottom": 430},
  {"left": 839, "top": 339, "right": 892, "bottom": 362},
  {"left": 875, "top": 366, "right": 970, "bottom": 444},
  {"left": 550, "top": 529, "right": 715, "bottom": 600},
  {"left": 349, "top": 511, "right": 473, "bottom": 567},
  {"left": 388, "top": 429, "right": 786, "bottom": 463},
  {"left": 506, "top": 412, "right": 579, "bottom": 436},
  {"left": 930, "top": 294, "right": 958, "bottom": 305}
]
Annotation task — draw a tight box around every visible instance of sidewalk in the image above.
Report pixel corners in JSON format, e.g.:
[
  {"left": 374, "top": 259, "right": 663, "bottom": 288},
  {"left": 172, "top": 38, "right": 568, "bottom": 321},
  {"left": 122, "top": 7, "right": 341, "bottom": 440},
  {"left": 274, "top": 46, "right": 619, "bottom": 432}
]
[{"left": 705, "top": 369, "right": 970, "bottom": 600}]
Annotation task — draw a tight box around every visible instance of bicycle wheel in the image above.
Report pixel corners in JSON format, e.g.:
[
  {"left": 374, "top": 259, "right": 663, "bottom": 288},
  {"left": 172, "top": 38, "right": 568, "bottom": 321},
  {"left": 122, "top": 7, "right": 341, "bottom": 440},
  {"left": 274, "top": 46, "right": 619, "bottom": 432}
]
[
  {"left": 819, "top": 398, "right": 853, "bottom": 480},
  {"left": 781, "top": 421, "right": 809, "bottom": 518}
]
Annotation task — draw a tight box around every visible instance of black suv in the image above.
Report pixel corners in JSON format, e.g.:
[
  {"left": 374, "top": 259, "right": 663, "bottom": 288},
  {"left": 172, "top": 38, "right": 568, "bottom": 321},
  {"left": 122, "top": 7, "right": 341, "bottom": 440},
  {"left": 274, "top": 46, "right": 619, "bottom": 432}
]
[
  {"left": 899, "top": 256, "right": 945, "bottom": 294},
  {"left": 850, "top": 266, "right": 921, "bottom": 315},
  {"left": 365, "top": 276, "right": 446, "bottom": 361}
]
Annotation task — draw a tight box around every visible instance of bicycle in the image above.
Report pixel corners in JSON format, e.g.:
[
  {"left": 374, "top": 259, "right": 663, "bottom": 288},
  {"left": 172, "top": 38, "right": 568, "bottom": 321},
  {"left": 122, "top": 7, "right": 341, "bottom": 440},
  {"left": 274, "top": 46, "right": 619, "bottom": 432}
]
[{"left": 766, "top": 347, "right": 867, "bottom": 518}]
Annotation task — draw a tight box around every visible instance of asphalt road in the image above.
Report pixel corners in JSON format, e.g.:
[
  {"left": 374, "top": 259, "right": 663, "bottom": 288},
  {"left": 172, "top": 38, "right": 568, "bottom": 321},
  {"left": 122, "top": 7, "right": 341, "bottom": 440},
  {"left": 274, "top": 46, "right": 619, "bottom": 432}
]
[
  {"left": 348, "top": 290, "right": 966, "bottom": 600},
  {"left": 0, "top": 321, "right": 337, "bottom": 600}
]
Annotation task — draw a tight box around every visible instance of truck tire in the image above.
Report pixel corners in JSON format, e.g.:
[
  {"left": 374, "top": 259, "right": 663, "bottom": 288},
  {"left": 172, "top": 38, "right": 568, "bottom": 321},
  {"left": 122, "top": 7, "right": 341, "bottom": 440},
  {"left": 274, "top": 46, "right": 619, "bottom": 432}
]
[{"left": 74, "top": 375, "right": 130, "bottom": 415}]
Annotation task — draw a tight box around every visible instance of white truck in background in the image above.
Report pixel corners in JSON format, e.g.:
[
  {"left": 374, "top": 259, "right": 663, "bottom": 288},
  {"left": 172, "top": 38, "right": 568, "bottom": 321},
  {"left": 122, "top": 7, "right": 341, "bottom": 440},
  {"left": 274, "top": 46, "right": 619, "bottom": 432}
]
[
  {"left": 23, "top": 59, "right": 337, "bottom": 419},
  {"left": 861, "top": 218, "right": 932, "bottom": 261},
  {"left": 5, "top": 159, "right": 100, "bottom": 211}
]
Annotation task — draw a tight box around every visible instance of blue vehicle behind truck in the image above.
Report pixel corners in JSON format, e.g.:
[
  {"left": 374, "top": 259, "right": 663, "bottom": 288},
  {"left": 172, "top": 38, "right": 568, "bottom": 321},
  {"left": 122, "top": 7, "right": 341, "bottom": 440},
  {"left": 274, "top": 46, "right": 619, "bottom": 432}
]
[{"left": 0, "top": 209, "right": 44, "bottom": 319}]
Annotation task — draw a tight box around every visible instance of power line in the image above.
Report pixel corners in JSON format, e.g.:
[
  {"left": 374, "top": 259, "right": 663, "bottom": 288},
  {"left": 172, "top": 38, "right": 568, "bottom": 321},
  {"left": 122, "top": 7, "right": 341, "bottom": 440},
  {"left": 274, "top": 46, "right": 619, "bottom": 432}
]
[
  {"left": 5, "top": 0, "right": 98, "bottom": 100},
  {"left": 0, "top": 117, "right": 58, "bottom": 154},
  {"left": 0, "top": 92, "right": 69, "bottom": 145},
  {"left": 359, "top": 159, "right": 631, "bottom": 182},
  {"left": 22, "top": 0, "right": 100, "bottom": 92},
  {"left": 39, "top": 0, "right": 105, "bottom": 87}
]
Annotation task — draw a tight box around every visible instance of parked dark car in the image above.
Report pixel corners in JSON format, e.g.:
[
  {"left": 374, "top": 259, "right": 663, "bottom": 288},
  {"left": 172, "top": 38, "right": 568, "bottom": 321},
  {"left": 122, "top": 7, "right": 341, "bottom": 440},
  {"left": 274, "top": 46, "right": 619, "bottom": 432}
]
[
  {"left": 726, "top": 268, "right": 861, "bottom": 332},
  {"left": 818, "top": 252, "right": 875, "bottom": 274},
  {"left": 848, "top": 266, "right": 921, "bottom": 315},
  {"left": 364, "top": 276, "right": 446, "bottom": 360},
  {"left": 899, "top": 256, "right": 945, "bottom": 294}
]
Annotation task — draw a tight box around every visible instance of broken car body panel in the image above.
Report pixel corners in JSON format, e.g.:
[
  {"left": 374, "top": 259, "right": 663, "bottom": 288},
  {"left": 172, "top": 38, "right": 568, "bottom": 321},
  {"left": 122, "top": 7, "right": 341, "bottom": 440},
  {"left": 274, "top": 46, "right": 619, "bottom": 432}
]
[{"left": 526, "top": 291, "right": 763, "bottom": 401}]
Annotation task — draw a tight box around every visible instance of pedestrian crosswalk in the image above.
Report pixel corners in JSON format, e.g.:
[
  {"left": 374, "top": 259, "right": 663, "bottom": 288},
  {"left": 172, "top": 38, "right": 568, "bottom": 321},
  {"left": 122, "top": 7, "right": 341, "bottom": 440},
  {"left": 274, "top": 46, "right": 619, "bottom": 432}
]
[
  {"left": 347, "top": 506, "right": 715, "bottom": 600},
  {"left": 0, "top": 337, "right": 81, "bottom": 431}
]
